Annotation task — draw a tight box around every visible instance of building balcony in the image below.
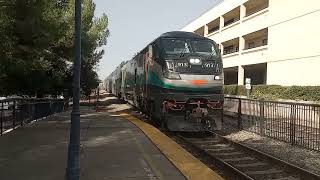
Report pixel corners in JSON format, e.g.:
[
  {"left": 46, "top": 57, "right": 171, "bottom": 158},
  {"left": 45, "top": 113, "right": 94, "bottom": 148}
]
[
  {"left": 222, "top": 37, "right": 239, "bottom": 55},
  {"left": 223, "top": 51, "right": 240, "bottom": 58},
  {"left": 241, "top": 8, "right": 269, "bottom": 36},
  {"left": 244, "top": 0, "right": 269, "bottom": 17},
  {"left": 206, "top": 18, "right": 220, "bottom": 35},
  {"left": 222, "top": 6, "right": 240, "bottom": 29},
  {"left": 243, "top": 28, "right": 268, "bottom": 50},
  {"left": 241, "top": 45, "right": 268, "bottom": 65},
  {"left": 242, "top": 45, "right": 268, "bottom": 55},
  {"left": 222, "top": 52, "right": 240, "bottom": 68},
  {"left": 218, "top": 21, "right": 240, "bottom": 41},
  {"left": 222, "top": 45, "right": 268, "bottom": 68},
  {"left": 243, "top": 7, "right": 269, "bottom": 22},
  {"left": 194, "top": 26, "right": 205, "bottom": 36},
  {"left": 240, "top": 0, "right": 269, "bottom": 35}
]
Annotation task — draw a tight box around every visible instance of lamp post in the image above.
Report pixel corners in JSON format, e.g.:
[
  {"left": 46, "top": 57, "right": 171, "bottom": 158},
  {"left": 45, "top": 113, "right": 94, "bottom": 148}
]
[{"left": 66, "top": 0, "right": 81, "bottom": 179}]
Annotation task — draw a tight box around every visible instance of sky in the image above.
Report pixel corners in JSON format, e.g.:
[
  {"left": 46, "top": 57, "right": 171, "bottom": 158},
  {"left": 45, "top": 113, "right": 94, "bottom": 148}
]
[{"left": 93, "top": 0, "right": 223, "bottom": 80}]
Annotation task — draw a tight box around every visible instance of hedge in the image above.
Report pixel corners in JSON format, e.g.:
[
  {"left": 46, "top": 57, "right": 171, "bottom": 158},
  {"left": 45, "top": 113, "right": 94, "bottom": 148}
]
[{"left": 224, "top": 85, "right": 320, "bottom": 102}]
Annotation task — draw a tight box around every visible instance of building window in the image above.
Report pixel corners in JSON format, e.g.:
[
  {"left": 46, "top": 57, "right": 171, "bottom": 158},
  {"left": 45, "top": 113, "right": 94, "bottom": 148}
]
[
  {"left": 248, "top": 42, "right": 255, "bottom": 49},
  {"left": 262, "top": 39, "right": 268, "bottom": 45},
  {"left": 235, "top": 46, "right": 239, "bottom": 52}
]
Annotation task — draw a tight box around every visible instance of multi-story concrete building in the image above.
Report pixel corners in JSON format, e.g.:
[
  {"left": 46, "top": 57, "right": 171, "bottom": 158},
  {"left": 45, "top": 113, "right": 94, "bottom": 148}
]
[{"left": 182, "top": 0, "right": 320, "bottom": 86}]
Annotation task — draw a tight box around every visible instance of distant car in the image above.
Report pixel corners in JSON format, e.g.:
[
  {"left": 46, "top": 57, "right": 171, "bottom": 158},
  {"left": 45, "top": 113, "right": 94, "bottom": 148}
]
[
  {"left": 4, "top": 95, "right": 27, "bottom": 110},
  {"left": 6, "top": 95, "right": 21, "bottom": 100},
  {"left": 0, "top": 97, "right": 9, "bottom": 110}
]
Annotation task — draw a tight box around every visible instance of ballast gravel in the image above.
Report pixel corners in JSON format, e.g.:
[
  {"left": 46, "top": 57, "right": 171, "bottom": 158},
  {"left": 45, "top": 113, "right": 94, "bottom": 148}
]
[{"left": 222, "top": 130, "right": 320, "bottom": 175}]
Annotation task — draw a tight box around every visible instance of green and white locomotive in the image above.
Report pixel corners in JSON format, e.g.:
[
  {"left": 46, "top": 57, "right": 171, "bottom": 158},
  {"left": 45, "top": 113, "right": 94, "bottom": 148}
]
[{"left": 107, "top": 31, "right": 224, "bottom": 131}]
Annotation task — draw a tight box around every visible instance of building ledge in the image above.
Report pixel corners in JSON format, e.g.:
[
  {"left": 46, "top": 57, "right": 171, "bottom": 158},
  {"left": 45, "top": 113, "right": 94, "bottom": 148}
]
[
  {"left": 221, "top": 21, "right": 240, "bottom": 32},
  {"left": 222, "top": 52, "right": 240, "bottom": 58},
  {"left": 243, "top": 8, "right": 269, "bottom": 23},
  {"left": 242, "top": 45, "right": 268, "bottom": 54}
]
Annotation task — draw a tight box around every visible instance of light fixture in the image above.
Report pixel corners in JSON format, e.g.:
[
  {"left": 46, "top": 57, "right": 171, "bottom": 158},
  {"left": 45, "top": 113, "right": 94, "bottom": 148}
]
[{"left": 190, "top": 58, "right": 201, "bottom": 65}]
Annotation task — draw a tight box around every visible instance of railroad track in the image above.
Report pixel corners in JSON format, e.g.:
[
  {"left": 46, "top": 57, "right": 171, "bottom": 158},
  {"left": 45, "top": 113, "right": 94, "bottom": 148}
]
[{"left": 176, "top": 132, "right": 320, "bottom": 180}]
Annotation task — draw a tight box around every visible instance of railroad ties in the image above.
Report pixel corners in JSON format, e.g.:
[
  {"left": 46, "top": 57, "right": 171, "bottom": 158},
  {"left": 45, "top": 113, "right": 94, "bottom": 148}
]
[{"left": 178, "top": 133, "right": 319, "bottom": 180}]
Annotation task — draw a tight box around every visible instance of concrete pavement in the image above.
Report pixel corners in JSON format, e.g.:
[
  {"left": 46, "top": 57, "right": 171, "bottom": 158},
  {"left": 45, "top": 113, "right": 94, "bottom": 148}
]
[{"left": 0, "top": 107, "right": 185, "bottom": 180}]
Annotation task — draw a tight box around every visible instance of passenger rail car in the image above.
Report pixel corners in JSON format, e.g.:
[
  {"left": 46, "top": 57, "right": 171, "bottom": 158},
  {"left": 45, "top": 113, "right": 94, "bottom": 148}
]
[{"left": 106, "top": 31, "right": 224, "bottom": 132}]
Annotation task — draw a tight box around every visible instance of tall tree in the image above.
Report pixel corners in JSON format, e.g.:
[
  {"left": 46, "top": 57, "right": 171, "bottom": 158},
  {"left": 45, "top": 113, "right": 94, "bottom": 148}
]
[{"left": 0, "top": 0, "right": 109, "bottom": 97}]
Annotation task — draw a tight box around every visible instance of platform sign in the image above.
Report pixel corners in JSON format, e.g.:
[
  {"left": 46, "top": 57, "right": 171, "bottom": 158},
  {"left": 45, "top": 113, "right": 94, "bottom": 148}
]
[
  {"left": 245, "top": 78, "right": 251, "bottom": 84},
  {"left": 245, "top": 78, "right": 251, "bottom": 90}
]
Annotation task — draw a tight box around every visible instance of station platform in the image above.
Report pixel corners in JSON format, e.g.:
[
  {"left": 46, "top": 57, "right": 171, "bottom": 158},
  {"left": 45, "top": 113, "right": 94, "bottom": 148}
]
[{"left": 0, "top": 96, "right": 223, "bottom": 180}]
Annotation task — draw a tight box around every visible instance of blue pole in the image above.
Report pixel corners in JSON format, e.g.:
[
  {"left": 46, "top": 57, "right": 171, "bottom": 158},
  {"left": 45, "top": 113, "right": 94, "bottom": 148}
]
[{"left": 66, "top": 0, "right": 81, "bottom": 179}]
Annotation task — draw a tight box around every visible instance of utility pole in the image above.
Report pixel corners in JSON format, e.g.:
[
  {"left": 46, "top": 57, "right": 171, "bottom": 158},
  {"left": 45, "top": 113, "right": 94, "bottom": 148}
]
[{"left": 66, "top": 0, "right": 81, "bottom": 179}]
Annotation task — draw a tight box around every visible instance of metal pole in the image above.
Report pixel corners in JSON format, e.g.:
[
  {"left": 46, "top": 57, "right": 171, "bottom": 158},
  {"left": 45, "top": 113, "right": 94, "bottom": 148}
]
[
  {"left": 238, "top": 98, "right": 242, "bottom": 130},
  {"left": 290, "top": 104, "right": 296, "bottom": 145},
  {"left": 66, "top": 0, "right": 81, "bottom": 179},
  {"left": 12, "top": 100, "right": 16, "bottom": 128},
  {"left": 259, "top": 100, "right": 265, "bottom": 135},
  {"left": 1, "top": 103, "right": 3, "bottom": 136},
  {"left": 96, "top": 88, "right": 99, "bottom": 111}
]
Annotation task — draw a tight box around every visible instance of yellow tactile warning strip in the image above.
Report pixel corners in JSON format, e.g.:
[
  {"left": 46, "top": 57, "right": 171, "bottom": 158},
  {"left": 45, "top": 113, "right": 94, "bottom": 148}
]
[{"left": 119, "top": 113, "right": 224, "bottom": 180}]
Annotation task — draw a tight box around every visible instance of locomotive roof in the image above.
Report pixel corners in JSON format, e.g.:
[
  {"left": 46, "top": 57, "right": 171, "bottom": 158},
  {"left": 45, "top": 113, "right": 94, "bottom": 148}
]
[
  {"left": 106, "top": 31, "right": 213, "bottom": 79},
  {"left": 159, "top": 31, "right": 208, "bottom": 40}
]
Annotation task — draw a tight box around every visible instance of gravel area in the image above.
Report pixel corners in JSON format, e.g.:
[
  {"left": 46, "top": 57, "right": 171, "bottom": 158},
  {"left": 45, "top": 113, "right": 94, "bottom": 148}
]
[{"left": 222, "top": 128, "right": 320, "bottom": 175}]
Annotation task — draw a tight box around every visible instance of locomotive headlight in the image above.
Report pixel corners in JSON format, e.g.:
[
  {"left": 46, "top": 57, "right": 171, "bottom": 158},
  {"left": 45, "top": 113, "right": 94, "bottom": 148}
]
[
  {"left": 189, "top": 58, "right": 201, "bottom": 65},
  {"left": 214, "top": 75, "right": 221, "bottom": 80}
]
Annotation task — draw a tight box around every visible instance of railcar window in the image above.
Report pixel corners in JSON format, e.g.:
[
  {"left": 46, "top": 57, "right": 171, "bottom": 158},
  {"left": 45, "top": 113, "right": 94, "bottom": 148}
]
[{"left": 190, "top": 41, "right": 216, "bottom": 56}]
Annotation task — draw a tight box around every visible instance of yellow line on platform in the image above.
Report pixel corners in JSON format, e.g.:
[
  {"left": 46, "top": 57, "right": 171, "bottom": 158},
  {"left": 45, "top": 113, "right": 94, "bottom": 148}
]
[{"left": 120, "top": 113, "right": 224, "bottom": 180}]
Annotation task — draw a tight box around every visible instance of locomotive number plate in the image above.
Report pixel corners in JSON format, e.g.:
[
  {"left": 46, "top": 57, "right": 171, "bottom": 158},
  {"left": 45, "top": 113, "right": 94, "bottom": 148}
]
[
  {"left": 202, "top": 62, "right": 215, "bottom": 68},
  {"left": 175, "top": 62, "right": 189, "bottom": 68}
]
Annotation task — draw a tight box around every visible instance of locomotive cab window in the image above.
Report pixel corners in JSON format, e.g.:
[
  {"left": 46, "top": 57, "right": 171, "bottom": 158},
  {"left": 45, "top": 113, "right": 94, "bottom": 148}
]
[
  {"left": 162, "top": 38, "right": 217, "bottom": 58},
  {"left": 190, "top": 40, "right": 217, "bottom": 56},
  {"left": 162, "top": 39, "right": 190, "bottom": 55}
]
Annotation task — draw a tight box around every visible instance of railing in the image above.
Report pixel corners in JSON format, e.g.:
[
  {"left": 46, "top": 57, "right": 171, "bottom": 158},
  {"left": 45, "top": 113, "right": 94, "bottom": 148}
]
[
  {"left": 0, "top": 98, "right": 66, "bottom": 136},
  {"left": 224, "top": 96, "right": 320, "bottom": 151}
]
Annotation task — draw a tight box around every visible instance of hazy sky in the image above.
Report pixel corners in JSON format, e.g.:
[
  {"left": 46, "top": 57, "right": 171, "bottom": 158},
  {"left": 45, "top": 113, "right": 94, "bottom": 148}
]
[{"left": 93, "top": 0, "right": 222, "bottom": 79}]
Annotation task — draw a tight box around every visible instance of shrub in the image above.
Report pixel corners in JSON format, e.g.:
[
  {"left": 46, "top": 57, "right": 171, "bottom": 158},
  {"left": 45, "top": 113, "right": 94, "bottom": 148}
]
[{"left": 224, "top": 85, "right": 320, "bottom": 102}]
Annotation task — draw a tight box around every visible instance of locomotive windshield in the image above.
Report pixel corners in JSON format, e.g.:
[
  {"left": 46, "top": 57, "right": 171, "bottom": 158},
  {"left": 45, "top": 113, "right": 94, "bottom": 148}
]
[
  {"left": 162, "top": 39, "right": 190, "bottom": 55},
  {"left": 161, "top": 38, "right": 221, "bottom": 75},
  {"left": 190, "top": 40, "right": 217, "bottom": 56},
  {"left": 162, "top": 38, "right": 217, "bottom": 57}
]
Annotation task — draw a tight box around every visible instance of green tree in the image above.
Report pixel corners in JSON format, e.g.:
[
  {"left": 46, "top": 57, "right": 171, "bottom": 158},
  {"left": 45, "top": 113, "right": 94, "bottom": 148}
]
[{"left": 0, "top": 0, "right": 109, "bottom": 97}]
